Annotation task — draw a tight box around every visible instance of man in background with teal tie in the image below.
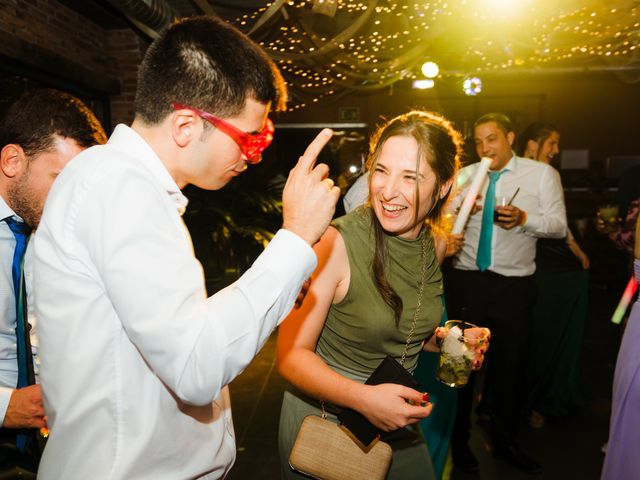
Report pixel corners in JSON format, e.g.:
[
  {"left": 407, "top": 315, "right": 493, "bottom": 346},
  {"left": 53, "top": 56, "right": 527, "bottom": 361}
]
[
  {"left": 0, "top": 89, "right": 106, "bottom": 475},
  {"left": 444, "top": 113, "right": 567, "bottom": 475}
]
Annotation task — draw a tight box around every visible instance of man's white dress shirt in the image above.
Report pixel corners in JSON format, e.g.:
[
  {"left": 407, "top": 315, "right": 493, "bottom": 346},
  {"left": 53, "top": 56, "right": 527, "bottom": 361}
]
[
  {"left": 33, "top": 125, "right": 317, "bottom": 479},
  {"left": 452, "top": 155, "right": 567, "bottom": 276},
  {"left": 0, "top": 198, "right": 39, "bottom": 424},
  {"left": 343, "top": 172, "right": 369, "bottom": 213}
]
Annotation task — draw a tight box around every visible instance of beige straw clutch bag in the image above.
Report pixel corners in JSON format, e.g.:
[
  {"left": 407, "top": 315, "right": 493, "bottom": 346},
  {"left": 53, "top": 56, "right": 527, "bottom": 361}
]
[{"left": 289, "top": 414, "right": 392, "bottom": 480}]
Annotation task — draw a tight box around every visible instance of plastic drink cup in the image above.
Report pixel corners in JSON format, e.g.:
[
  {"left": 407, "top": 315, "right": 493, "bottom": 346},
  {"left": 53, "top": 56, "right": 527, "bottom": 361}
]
[
  {"left": 493, "top": 196, "right": 509, "bottom": 223},
  {"left": 436, "top": 320, "right": 484, "bottom": 388},
  {"left": 598, "top": 204, "right": 620, "bottom": 233}
]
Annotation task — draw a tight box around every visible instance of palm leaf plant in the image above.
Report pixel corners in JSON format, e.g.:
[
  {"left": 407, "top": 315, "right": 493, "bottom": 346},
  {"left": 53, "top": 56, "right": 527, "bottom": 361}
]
[{"left": 183, "top": 164, "right": 286, "bottom": 294}]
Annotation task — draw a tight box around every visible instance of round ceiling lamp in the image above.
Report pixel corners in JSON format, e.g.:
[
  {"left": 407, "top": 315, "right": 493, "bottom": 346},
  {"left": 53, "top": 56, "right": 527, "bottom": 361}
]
[{"left": 421, "top": 61, "right": 440, "bottom": 78}]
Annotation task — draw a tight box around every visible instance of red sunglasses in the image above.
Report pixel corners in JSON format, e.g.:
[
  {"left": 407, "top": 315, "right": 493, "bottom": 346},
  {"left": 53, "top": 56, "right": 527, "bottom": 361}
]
[{"left": 171, "top": 102, "right": 274, "bottom": 164}]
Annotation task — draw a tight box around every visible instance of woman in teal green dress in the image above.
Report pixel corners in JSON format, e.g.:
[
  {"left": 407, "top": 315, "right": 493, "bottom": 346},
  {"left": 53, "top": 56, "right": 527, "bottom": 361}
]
[
  {"left": 517, "top": 123, "right": 589, "bottom": 428},
  {"left": 414, "top": 307, "right": 457, "bottom": 478},
  {"left": 276, "top": 111, "right": 490, "bottom": 479}
]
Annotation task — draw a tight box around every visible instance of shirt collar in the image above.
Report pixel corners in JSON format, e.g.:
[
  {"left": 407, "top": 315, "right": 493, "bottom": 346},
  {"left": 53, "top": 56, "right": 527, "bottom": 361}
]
[
  {"left": 490, "top": 152, "right": 517, "bottom": 174},
  {"left": 504, "top": 153, "right": 518, "bottom": 172},
  {"left": 108, "top": 124, "right": 189, "bottom": 216},
  {"left": 0, "top": 195, "right": 22, "bottom": 223}
]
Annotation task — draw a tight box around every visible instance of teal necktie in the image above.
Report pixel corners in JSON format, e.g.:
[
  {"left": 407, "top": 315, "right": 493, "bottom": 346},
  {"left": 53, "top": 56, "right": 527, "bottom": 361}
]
[
  {"left": 476, "top": 171, "right": 505, "bottom": 271},
  {"left": 3, "top": 217, "right": 34, "bottom": 453}
]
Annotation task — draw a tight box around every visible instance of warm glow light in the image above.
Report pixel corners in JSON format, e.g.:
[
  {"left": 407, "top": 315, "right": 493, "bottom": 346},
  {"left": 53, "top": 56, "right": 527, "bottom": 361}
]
[
  {"left": 413, "top": 79, "right": 435, "bottom": 89},
  {"left": 421, "top": 61, "right": 439, "bottom": 78},
  {"left": 478, "top": 0, "right": 524, "bottom": 18},
  {"left": 348, "top": 165, "right": 359, "bottom": 174},
  {"left": 242, "top": 1, "right": 640, "bottom": 110}
]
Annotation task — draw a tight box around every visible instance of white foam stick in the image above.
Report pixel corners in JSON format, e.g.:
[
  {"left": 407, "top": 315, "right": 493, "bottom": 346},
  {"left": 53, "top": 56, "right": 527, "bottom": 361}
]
[{"left": 451, "top": 157, "right": 492, "bottom": 234}]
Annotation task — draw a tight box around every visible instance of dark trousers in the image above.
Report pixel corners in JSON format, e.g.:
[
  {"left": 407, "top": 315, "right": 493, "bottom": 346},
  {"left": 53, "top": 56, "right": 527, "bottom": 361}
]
[
  {"left": 0, "top": 428, "right": 40, "bottom": 478},
  {"left": 443, "top": 267, "right": 536, "bottom": 448}
]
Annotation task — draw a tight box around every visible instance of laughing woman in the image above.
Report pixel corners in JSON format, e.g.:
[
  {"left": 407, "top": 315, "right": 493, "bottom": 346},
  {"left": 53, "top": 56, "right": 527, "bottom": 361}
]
[{"left": 276, "top": 111, "right": 488, "bottom": 479}]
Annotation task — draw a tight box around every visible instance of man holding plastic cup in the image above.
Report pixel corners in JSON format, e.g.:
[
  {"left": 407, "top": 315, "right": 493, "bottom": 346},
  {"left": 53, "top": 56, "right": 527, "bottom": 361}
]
[{"left": 444, "top": 113, "right": 567, "bottom": 475}]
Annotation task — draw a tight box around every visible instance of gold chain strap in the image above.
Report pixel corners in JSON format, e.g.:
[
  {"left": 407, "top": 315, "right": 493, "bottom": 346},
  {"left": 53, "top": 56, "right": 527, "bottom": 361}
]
[{"left": 400, "top": 233, "right": 428, "bottom": 367}]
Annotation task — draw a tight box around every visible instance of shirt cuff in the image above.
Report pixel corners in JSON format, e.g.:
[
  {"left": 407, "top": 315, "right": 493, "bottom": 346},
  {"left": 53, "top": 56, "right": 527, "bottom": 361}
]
[
  {"left": 265, "top": 229, "right": 318, "bottom": 280},
  {"left": 0, "top": 387, "right": 13, "bottom": 425},
  {"left": 522, "top": 213, "right": 541, "bottom": 233}
]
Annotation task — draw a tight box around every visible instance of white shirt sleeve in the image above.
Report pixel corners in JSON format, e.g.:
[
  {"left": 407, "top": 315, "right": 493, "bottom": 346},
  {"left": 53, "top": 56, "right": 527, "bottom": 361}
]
[
  {"left": 522, "top": 165, "right": 567, "bottom": 239},
  {"left": 74, "top": 168, "right": 316, "bottom": 406},
  {"left": 343, "top": 173, "right": 369, "bottom": 213},
  {"left": 0, "top": 386, "right": 13, "bottom": 425}
]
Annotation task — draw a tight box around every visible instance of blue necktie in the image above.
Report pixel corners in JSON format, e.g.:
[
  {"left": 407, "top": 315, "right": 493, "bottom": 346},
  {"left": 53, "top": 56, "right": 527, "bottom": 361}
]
[
  {"left": 476, "top": 171, "right": 505, "bottom": 271},
  {"left": 4, "top": 217, "right": 34, "bottom": 452}
]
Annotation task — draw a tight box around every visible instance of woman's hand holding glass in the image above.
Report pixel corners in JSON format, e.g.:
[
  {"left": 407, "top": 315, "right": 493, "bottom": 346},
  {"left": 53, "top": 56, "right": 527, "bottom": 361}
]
[
  {"left": 595, "top": 206, "right": 621, "bottom": 238},
  {"left": 434, "top": 325, "right": 491, "bottom": 371}
]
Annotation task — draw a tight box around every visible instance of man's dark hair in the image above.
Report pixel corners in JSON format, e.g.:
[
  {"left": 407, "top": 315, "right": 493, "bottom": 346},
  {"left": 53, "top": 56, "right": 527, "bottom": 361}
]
[
  {"left": 135, "top": 15, "right": 288, "bottom": 124},
  {"left": 475, "top": 112, "right": 513, "bottom": 135},
  {"left": 0, "top": 88, "right": 107, "bottom": 158}
]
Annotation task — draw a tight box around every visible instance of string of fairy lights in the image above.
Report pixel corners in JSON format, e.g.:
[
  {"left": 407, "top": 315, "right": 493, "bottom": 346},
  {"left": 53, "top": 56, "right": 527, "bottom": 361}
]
[{"left": 227, "top": 0, "right": 640, "bottom": 110}]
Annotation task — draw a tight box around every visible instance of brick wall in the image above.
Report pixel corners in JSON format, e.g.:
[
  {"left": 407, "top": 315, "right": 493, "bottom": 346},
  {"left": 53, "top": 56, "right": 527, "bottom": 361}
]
[
  {"left": 0, "top": 0, "right": 146, "bottom": 129},
  {"left": 106, "top": 29, "right": 148, "bottom": 127}
]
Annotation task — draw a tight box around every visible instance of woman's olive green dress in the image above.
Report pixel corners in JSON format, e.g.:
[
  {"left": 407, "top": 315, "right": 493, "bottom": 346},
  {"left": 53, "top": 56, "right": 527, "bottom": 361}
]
[{"left": 278, "top": 207, "right": 443, "bottom": 479}]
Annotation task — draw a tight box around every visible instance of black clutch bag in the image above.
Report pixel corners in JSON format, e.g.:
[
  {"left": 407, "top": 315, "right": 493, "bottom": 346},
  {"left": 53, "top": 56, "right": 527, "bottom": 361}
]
[{"left": 337, "top": 355, "right": 419, "bottom": 448}]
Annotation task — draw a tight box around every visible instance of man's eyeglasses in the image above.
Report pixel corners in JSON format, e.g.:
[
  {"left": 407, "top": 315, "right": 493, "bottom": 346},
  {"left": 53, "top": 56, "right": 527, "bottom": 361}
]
[{"left": 171, "top": 102, "right": 274, "bottom": 164}]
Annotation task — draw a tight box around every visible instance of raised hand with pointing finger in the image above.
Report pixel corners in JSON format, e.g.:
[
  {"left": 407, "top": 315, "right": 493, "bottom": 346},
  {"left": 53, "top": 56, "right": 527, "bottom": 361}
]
[{"left": 282, "top": 128, "right": 341, "bottom": 246}]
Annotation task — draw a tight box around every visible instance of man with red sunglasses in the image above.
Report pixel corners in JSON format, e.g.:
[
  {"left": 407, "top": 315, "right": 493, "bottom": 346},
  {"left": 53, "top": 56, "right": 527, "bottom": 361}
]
[{"left": 32, "top": 15, "right": 339, "bottom": 480}]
